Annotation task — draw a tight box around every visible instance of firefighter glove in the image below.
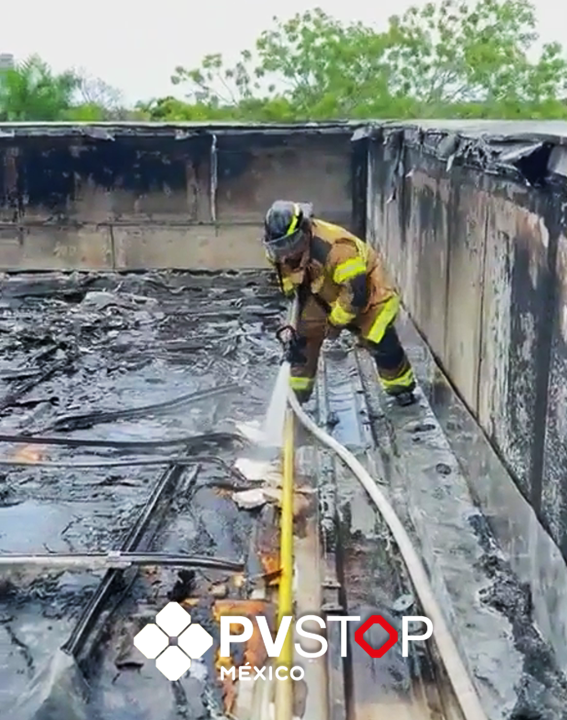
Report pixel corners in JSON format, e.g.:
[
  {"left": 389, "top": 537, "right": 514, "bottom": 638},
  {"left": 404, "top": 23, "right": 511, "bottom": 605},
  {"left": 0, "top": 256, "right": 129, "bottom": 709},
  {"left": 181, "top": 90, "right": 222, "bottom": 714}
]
[{"left": 283, "top": 334, "right": 307, "bottom": 366}]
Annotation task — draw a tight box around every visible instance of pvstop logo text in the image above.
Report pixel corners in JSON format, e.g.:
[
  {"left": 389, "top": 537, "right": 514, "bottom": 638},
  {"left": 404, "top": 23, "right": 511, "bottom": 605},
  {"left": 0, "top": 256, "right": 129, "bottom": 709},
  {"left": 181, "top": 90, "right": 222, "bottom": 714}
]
[
  {"left": 219, "top": 613, "right": 432, "bottom": 681},
  {"left": 134, "top": 602, "right": 433, "bottom": 682}
]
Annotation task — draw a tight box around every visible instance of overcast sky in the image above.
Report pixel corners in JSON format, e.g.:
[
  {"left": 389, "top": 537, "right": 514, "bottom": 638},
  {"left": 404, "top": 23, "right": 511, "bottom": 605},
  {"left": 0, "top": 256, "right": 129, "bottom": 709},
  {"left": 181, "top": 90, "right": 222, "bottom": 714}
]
[{"left": 1, "top": 0, "right": 562, "bottom": 106}]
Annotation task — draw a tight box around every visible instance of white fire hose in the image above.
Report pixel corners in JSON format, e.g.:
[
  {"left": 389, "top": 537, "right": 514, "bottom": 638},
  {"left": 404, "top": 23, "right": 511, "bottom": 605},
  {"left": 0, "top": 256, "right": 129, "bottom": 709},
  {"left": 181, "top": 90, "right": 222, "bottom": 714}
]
[{"left": 287, "top": 387, "right": 489, "bottom": 720}]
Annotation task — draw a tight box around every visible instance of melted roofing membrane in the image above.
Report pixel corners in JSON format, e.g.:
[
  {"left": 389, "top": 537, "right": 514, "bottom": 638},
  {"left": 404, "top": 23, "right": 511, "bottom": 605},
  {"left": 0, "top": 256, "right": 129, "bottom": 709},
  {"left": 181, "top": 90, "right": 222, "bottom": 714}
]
[
  {"left": 0, "top": 269, "right": 565, "bottom": 719},
  {"left": 0, "top": 271, "right": 284, "bottom": 719}
]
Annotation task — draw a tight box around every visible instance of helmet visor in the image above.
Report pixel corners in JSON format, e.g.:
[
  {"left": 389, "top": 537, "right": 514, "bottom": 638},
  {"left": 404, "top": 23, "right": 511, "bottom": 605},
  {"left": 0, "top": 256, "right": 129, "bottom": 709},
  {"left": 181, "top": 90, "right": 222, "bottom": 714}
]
[{"left": 263, "top": 228, "right": 305, "bottom": 262}]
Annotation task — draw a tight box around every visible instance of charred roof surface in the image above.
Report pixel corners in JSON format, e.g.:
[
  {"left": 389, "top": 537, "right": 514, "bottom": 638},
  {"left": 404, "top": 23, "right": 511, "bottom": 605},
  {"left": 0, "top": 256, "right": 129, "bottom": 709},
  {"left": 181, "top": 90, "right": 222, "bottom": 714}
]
[
  {"left": 2, "top": 119, "right": 567, "bottom": 142},
  {"left": 0, "top": 120, "right": 366, "bottom": 139},
  {"left": 2, "top": 121, "right": 567, "bottom": 184},
  {"left": 357, "top": 119, "right": 567, "bottom": 142},
  {"left": 358, "top": 120, "right": 567, "bottom": 185}
]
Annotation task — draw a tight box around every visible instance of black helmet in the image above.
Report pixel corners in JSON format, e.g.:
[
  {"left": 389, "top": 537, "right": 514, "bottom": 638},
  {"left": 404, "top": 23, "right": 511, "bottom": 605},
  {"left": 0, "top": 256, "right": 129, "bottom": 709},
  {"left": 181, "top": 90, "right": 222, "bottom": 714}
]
[{"left": 263, "top": 200, "right": 312, "bottom": 262}]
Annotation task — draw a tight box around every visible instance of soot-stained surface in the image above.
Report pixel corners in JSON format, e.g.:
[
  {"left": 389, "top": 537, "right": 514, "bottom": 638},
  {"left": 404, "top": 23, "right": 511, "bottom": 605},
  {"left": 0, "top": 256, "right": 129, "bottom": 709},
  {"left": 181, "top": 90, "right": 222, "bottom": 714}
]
[
  {"left": 303, "top": 328, "right": 567, "bottom": 720},
  {"left": 308, "top": 342, "right": 448, "bottom": 719},
  {"left": 391, "top": 315, "right": 567, "bottom": 720},
  {"left": 0, "top": 270, "right": 285, "bottom": 719}
]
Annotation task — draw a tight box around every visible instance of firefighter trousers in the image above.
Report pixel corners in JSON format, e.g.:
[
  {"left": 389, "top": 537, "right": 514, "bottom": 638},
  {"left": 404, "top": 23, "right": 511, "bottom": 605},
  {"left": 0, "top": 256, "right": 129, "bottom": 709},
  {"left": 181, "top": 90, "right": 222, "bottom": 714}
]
[{"left": 289, "top": 293, "right": 415, "bottom": 402}]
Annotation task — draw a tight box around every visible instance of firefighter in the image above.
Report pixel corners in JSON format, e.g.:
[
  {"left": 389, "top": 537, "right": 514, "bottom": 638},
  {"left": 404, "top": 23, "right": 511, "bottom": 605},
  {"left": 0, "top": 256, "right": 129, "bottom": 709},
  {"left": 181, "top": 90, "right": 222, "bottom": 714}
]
[{"left": 262, "top": 200, "right": 416, "bottom": 406}]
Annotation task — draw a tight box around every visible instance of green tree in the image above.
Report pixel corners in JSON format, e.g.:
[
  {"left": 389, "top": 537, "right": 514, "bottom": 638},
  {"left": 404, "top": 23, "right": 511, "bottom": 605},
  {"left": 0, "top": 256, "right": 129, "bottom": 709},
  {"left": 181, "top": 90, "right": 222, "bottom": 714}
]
[
  {"left": 67, "top": 72, "right": 145, "bottom": 120},
  {"left": 252, "top": 9, "right": 404, "bottom": 118},
  {"left": 168, "top": 9, "right": 398, "bottom": 120},
  {"left": 160, "top": 0, "right": 567, "bottom": 121},
  {"left": 68, "top": 71, "right": 123, "bottom": 120},
  {"left": 0, "top": 56, "right": 142, "bottom": 121},
  {"left": 0, "top": 55, "right": 79, "bottom": 121},
  {"left": 385, "top": 0, "right": 567, "bottom": 117}
]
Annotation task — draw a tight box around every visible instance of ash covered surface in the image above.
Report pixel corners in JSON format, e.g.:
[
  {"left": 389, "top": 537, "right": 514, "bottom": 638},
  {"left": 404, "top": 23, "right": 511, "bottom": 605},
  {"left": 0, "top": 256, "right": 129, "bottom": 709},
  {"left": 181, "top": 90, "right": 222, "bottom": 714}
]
[
  {"left": 471, "top": 515, "right": 567, "bottom": 720},
  {"left": 392, "top": 317, "right": 567, "bottom": 720},
  {"left": 0, "top": 269, "right": 284, "bottom": 719},
  {"left": 308, "top": 343, "right": 440, "bottom": 715},
  {"left": 303, "top": 327, "right": 567, "bottom": 719}
]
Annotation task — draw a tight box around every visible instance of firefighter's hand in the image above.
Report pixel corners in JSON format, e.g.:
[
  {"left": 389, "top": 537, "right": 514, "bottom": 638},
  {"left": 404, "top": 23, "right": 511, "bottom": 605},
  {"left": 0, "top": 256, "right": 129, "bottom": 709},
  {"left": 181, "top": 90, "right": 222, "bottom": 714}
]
[{"left": 283, "top": 335, "right": 307, "bottom": 366}]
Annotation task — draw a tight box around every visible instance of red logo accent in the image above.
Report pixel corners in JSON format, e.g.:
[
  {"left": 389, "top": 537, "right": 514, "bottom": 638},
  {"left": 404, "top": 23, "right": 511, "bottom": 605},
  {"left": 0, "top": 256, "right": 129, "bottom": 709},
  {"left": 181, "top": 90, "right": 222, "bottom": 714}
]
[{"left": 354, "top": 615, "right": 399, "bottom": 658}]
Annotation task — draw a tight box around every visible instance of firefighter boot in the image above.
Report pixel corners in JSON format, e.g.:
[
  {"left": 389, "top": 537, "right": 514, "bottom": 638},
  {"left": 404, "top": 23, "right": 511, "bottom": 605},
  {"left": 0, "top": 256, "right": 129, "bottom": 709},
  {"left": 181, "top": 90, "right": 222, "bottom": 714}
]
[{"left": 369, "top": 325, "right": 417, "bottom": 406}]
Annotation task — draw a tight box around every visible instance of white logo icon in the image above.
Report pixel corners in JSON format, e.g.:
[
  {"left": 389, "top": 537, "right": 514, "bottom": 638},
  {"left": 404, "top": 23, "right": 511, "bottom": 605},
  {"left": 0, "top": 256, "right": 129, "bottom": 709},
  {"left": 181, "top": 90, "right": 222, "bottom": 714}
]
[{"left": 133, "top": 601, "right": 214, "bottom": 681}]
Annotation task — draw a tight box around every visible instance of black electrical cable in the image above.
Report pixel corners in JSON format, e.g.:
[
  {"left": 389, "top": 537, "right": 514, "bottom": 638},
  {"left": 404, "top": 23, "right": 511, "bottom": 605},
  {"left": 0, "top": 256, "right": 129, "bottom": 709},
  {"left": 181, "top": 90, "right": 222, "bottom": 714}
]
[
  {"left": 0, "top": 457, "right": 196, "bottom": 468},
  {"left": 62, "top": 462, "right": 198, "bottom": 658},
  {"left": 0, "top": 456, "right": 251, "bottom": 483},
  {"left": 0, "top": 552, "right": 245, "bottom": 571},
  {"left": 46, "top": 382, "right": 240, "bottom": 432},
  {"left": 0, "top": 430, "right": 245, "bottom": 451}
]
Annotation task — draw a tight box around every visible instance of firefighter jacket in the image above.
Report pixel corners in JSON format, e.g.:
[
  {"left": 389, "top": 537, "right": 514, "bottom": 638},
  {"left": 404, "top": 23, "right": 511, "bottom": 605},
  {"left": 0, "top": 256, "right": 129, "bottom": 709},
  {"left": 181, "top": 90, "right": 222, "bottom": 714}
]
[{"left": 272, "top": 219, "right": 399, "bottom": 346}]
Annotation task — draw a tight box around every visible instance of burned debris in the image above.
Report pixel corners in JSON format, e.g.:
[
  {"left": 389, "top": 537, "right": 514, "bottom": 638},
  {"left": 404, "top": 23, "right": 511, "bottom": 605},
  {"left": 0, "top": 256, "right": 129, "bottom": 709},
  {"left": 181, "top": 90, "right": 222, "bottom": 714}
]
[{"left": 0, "top": 270, "right": 287, "bottom": 719}]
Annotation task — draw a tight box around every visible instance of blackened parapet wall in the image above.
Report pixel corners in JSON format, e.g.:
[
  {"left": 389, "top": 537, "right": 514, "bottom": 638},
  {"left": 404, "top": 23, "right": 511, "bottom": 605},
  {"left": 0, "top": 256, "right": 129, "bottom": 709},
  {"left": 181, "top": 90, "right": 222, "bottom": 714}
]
[
  {"left": 364, "top": 119, "right": 567, "bottom": 573},
  {"left": 0, "top": 121, "right": 361, "bottom": 271},
  {"left": 3, "top": 119, "right": 567, "bottom": 647}
]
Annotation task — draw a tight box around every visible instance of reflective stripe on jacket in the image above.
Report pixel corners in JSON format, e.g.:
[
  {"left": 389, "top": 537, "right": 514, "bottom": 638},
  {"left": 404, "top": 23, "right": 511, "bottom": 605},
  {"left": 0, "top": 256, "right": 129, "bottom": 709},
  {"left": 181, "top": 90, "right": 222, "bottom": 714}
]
[{"left": 274, "top": 219, "right": 397, "bottom": 334}]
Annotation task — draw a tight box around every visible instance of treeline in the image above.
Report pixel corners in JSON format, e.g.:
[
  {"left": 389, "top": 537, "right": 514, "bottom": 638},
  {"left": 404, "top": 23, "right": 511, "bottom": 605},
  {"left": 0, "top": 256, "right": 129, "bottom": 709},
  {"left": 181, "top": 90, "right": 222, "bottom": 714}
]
[
  {"left": 0, "top": 55, "right": 144, "bottom": 121},
  {"left": 3, "top": 0, "right": 567, "bottom": 123}
]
